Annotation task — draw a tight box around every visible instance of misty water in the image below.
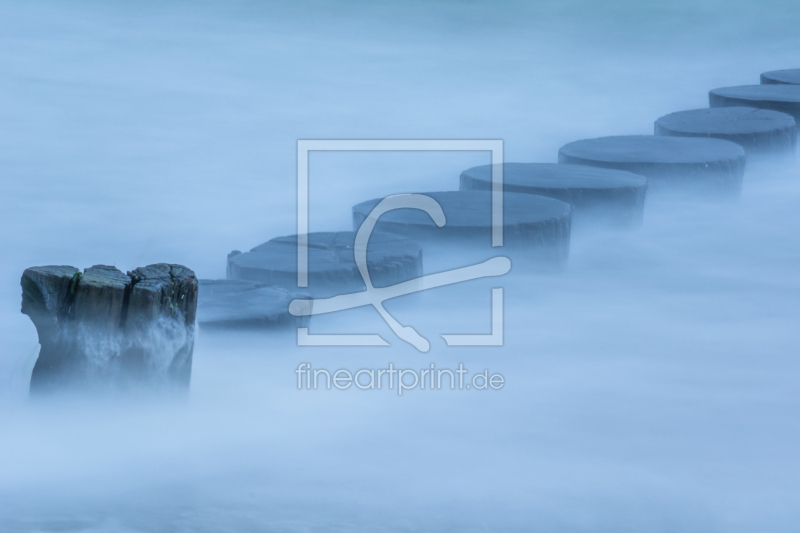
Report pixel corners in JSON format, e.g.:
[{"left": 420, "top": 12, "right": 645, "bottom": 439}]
[{"left": 1, "top": 1, "right": 799, "bottom": 531}]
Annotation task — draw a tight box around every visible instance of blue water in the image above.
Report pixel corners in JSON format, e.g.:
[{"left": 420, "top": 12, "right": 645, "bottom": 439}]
[{"left": 1, "top": 1, "right": 799, "bottom": 531}]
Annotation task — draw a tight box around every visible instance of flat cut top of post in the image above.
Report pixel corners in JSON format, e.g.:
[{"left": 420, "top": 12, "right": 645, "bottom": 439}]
[
  {"left": 353, "top": 191, "right": 570, "bottom": 229},
  {"left": 710, "top": 84, "right": 800, "bottom": 104},
  {"left": 656, "top": 107, "right": 796, "bottom": 135},
  {"left": 461, "top": 163, "right": 646, "bottom": 190},
  {"left": 558, "top": 135, "right": 745, "bottom": 165},
  {"left": 761, "top": 69, "right": 800, "bottom": 85},
  {"left": 230, "top": 232, "right": 421, "bottom": 274}
]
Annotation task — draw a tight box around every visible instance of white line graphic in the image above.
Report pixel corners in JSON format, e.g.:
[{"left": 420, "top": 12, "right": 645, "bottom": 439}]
[
  {"left": 290, "top": 194, "right": 510, "bottom": 352},
  {"left": 296, "top": 139, "right": 504, "bottom": 287}
]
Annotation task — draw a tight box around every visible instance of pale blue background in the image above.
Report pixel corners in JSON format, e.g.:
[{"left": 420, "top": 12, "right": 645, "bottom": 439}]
[{"left": 1, "top": 1, "right": 799, "bottom": 531}]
